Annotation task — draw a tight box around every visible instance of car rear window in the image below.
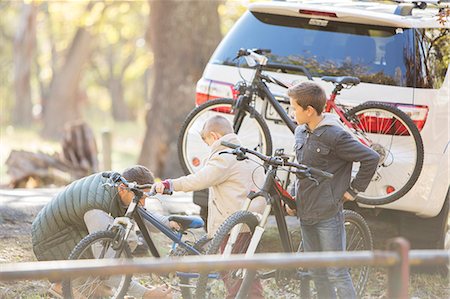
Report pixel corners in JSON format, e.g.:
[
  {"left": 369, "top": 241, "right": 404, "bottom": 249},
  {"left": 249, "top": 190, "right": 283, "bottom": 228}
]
[{"left": 210, "top": 11, "right": 448, "bottom": 89}]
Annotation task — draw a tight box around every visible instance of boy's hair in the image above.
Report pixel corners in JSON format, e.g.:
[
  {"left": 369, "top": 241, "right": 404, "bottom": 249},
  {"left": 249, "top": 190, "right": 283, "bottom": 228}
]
[
  {"left": 122, "top": 165, "right": 154, "bottom": 185},
  {"left": 202, "top": 115, "right": 233, "bottom": 137},
  {"left": 287, "top": 82, "right": 327, "bottom": 115}
]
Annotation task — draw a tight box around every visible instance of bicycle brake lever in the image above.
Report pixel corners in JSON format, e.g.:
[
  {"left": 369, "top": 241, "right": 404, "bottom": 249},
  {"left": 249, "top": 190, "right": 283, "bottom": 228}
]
[
  {"left": 305, "top": 172, "right": 319, "bottom": 186},
  {"left": 218, "top": 149, "right": 247, "bottom": 161},
  {"left": 102, "top": 182, "right": 116, "bottom": 188},
  {"left": 296, "top": 170, "right": 319, "bottom": 186}
]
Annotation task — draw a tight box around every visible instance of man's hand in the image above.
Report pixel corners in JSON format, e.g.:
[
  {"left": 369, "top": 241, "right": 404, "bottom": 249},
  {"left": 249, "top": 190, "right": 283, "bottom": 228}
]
[
  {"left": 285, "top": 204, "right": 296, "bottom": 216},
  {"left": 169, "top": 221, "right": 181, "bottom": 231},
  {"left": 343, "top": 191, "right": 356, "bottom": 203}
]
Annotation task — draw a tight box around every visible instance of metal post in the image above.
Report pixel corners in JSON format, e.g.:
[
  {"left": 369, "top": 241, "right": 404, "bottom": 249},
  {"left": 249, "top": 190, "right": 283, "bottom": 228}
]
[
  {"left": 387, "top": 237, "right": 410, "bottom": 299},
  {"left": 101, "top": 130, "right": 112, "bottom": 170}
]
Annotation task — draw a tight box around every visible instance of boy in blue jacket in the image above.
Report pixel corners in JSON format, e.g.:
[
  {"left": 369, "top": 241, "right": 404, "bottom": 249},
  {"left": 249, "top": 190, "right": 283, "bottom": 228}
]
[{"left": 287, "top": 82, "right": 379, "bottom": 299}]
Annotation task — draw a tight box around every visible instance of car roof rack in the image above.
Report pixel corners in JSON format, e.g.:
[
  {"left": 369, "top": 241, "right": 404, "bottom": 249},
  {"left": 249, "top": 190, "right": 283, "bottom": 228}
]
[{"left": 393, "top": 0, "right": 448, "bottom": 16}]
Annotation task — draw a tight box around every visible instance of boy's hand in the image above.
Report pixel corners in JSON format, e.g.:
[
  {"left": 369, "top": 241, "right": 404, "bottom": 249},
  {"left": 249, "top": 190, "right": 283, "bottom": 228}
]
[
  {"left": 153, "top": 180, "right": 171, "bottom": 194},
  {"left": 153, "top": 182, "right": 166, "bottom": 194},
  {"left": 169, "top": 221, "right": 181, "bottom": 231},
  {"left": 343, "top": 191, "right": 356, "bottom": 202},
  {"left": 285, "top": 204, "right": 296, "bottom": 216}
]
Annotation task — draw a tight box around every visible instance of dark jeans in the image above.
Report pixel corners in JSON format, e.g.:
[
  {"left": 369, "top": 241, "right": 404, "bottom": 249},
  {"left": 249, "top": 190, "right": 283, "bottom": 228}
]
[
  {"left": 220, "top": 233, "right": 264, "bottom": 299},
  {"left": 300, "top": 210, "right": 356, "bottom": 299}
]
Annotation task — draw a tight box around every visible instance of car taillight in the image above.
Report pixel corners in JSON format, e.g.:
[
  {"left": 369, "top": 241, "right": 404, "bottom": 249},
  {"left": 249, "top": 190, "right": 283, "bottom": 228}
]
[
  {"left": 395, "top": 104, "right": 428, "bottom": 132},
  {"left": 195, "top": 78, "right": 237, "bottom": 106},
  {"left": 356, "top": 104, "right": 428, "bottom": 136}
]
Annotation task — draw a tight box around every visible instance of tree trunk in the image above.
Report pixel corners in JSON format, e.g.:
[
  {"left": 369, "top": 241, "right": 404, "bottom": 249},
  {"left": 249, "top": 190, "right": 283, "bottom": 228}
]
[
  {"left": 13, "top": 2, "right": 36, "bottom": 127},
  {"left": 41, "top": 27, "right": 93, "bottom": 139},
  {"left": 109, "top": 77, "right": 131, "bottom": 121},
  {"left": 41, "top": 1, "right": 104, "bottom": 139},
  {"left": 138, "top": 0, "right": 221, "bottom": 177}
]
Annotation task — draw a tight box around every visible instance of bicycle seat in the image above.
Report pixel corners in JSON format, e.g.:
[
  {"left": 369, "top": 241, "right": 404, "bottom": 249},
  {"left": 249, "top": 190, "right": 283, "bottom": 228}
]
[
  {"left": 168, "top": 215, "right": 204, "bottom": 229},
  {"left": 321, "top": 76, "right": 360, "bottom": 86}
]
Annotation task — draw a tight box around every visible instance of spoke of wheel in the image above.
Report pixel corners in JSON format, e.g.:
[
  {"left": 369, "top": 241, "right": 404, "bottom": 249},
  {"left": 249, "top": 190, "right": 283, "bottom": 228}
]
[
  {"left": 346, "top": 225, "right": 358, "bottom": 249},
  {"left": 77, "top": 276, "right": 102, "bottom": 296}
]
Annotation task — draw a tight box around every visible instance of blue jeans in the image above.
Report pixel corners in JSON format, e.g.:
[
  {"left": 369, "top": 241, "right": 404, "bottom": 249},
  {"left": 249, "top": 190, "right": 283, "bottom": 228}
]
[{"left": 300, "top": 210, "right": 356, "bottom": 299}]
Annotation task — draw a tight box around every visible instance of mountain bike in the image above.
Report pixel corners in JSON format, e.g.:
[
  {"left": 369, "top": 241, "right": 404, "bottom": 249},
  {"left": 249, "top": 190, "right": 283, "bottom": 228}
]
[
  {"left": 194, "top": 142, "right": 373, "bottom": 299},
  {"left": 62, "top": 172, "right": 209, "bottom": 299},
  {"left": 178, "top": 48, "right": 424, "bottom": 206}
]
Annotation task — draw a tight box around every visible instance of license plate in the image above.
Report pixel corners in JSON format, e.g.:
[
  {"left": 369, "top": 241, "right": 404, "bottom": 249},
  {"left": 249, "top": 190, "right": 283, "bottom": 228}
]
[{"left": 265, "top": 95, "right": 291, "bottom": 122}]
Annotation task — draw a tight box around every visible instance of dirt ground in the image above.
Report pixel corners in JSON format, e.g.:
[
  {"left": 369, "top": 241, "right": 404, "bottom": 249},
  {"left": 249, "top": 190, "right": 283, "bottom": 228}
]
[
  {"left": 0, "top": 198, "right": 449, "bottom": 298},
  {"left": 0, "top": 206, "right": 53, "bottom": 298}
]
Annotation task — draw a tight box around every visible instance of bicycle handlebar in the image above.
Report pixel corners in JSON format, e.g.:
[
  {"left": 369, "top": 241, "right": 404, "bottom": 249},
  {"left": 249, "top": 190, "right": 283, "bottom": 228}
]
[
  {"left": 236, "top": 48, "right": 313, "bottom": 80},
  {"left": 102, "top": 172, "right": 173, "bottom": 195},
  {"left": 220, "top": 141, "right": 333, "bottom": 179}
]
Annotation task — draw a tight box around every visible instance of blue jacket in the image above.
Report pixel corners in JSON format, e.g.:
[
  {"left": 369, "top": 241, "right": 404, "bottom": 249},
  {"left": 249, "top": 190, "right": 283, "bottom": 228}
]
[{"left": 294, "top": 114, "right": 379, "bottom": 224}]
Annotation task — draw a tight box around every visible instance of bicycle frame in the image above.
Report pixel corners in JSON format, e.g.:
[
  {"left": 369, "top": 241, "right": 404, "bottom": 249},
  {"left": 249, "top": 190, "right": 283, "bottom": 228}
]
[
  {"left": 224, "top": 166, "right": 295, "bottom": 260},
  {"left": 118, "top": 190, "right": 202, "bottom": 258},
  {"left": 236, "top": 65, "right": 297, "bottom": 134},
  {"left": 235, "top": 63, "right": 369, "bottom": 145},
  {"left": 221, "top": 163, "right": 311, "bottom": 299}
]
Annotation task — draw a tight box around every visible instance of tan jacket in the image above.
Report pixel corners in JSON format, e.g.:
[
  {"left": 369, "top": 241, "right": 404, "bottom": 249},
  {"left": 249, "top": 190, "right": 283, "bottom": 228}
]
[{"left": 172, "top": 133, "right": 266, "bottom": 237}]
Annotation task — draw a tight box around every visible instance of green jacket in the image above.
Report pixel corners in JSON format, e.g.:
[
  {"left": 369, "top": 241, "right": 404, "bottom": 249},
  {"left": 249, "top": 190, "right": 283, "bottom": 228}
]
[{"left": 31, "top": 172, "right": 125, "bottom": 261}]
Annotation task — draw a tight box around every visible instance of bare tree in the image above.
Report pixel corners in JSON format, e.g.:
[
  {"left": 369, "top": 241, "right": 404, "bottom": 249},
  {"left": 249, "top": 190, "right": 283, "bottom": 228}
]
[
  {"left": 41, "top": 2, "right": 106, "bottom": 139},
  {"left": 138, "top": 0, "right": 221, "bottom": 177},
  {"left": 13, "top": 2, "right": 37, "bottom": 127},
  {"left": 92, "top": 42, "right": 136, "bottom": 122}
]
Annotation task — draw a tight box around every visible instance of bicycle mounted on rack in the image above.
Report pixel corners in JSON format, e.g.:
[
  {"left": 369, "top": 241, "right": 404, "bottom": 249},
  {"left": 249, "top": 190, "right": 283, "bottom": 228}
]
[{"left": 179, "top": 48, "right": 424, "bottom": 206}]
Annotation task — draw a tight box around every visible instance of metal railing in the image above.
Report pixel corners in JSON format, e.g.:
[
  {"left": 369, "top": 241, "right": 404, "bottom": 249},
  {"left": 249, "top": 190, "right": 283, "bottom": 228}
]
[{"left": 0, "top": 238, "right": 448, "bottom": 299}]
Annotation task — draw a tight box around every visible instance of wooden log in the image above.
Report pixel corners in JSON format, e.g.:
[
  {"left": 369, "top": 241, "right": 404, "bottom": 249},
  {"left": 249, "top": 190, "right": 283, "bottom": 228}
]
[{"left": 6, "top": 121, "right": 99, "bottom": 188}]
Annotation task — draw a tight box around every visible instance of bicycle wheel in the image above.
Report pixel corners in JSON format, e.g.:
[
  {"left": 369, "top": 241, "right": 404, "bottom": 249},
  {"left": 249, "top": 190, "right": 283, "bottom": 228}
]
[
  {"left": 62, "top": 230, "right": 132, "bottom": 299},
  {"left": 178, "top": 98, "right": 273, "bottom": 175},
  {"left": 195, "top": 210, "right": 259, "bottom": 299},
  {"left": 346, "top": 102, "right": 424, "bottom": 205},
  {"left": 343, "top": 209, "right": 373, "bottom": 298},
  {"left": 170, "top": 235, "right": 211, "bottom": 299}
]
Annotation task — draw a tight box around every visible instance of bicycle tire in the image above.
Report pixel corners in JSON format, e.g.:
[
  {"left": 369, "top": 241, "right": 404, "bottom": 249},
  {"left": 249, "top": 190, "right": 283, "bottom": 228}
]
[
  {"left": 178, "top": 98, "right": 273, "bottom": 175},
  {"left": 62, "top": 230, "right": 132, "bottom": 299},
  {"left": 195, "top": 210, "right": 259, "bottom": 299},
  {"left": 346, "top": 102, "right": 424, "bottom": 205},
  {"left": 343, "top": 209, "right": 373, "bottom": 297},
  {"left": 170, "top": 235, "right": 211, "bottom": 299}
]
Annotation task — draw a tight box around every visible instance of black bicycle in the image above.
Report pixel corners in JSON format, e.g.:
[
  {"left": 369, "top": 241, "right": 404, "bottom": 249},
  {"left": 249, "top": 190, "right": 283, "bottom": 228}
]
[
  {"left": 194, "top": 142, "right": 373, "bottom": 299},
  {"left": 62, "top": 172, "right": 209, "bottom": 299},
  {"left": 178, "top": 48, "right": 424, "bottom": 206}
]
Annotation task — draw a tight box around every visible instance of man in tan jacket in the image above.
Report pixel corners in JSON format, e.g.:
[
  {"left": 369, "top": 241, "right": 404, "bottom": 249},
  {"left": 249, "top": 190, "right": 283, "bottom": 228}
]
[{"left": 154, "top": 115, "right": 265, "bottom": 298}]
